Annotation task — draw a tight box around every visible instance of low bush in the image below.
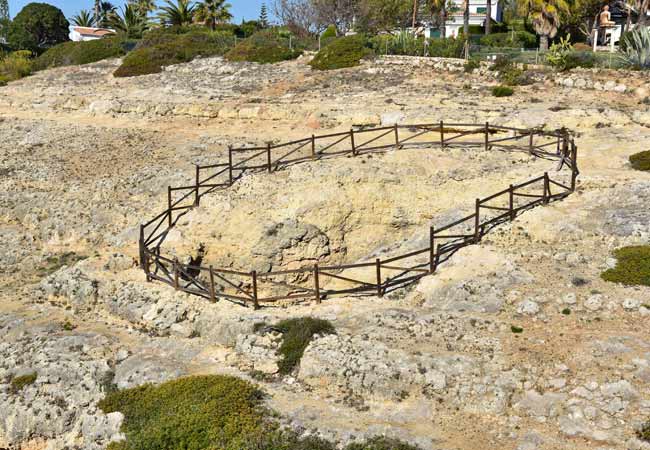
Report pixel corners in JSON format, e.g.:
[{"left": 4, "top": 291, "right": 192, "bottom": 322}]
[
  {"left": 0, "top": 50, "right": 33, "bottom": 84},
  {"left": 510, "top": 325, "right": 523, "bottom": 333},
  {"left": 601, "top": 246, "right": 650, "bottom": 286},
  {"left": 427, "top": 37, "right": 465, "bottom": 58},
  {"left": 99, "top": 374, "right": 424, "bottom": 450},
  {"left": 10, "top": 372, "right": 37, "bottom": 393},
  {"left": 479, "top": 31, "right": 537, "bottom": 49},
  {"left": 630, "top": 150, "right": 650, "bottom": 171},
  {"left": 34, "top": 37, "right": 129, "bottom": 71},
  {"left": 226, "top": 28, "right": 302, "bottom": 64},
  {"left": 638, "top": 421, "right": 650, "bottom": 442},
  {"left": 490, "top": 55, "right": 528, "bottom": 85},
  {"left": 310, "top": 34, "right": 372, "bottom": 70},
  {"left": 115, "top": 28, "right": 235, "bottom": 77},
  {"left": 464, "top": 58, "right": 480, "bottom": 72},
  {"left": 274, "top": 317, "right": 335, "bottom": 374}
]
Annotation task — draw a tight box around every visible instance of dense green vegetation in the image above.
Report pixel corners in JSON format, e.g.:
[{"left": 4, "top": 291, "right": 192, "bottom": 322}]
[
  {"left": 274, "top": 317, "right": 335, "bottom": 374},
  {"left": 310, "top": 35, "right": 372, "bottom": 71},
  {"left": 0, "top": 50, "right": 33, "bottom": 85},
  {"left": 630, "top": 151, "right": 650, "bottom": 171},
  {"left": 478, "top": 31, "right": 537, "bottom": 49},
  {"left": 492, "top": 82, "right": 516, "bottom": 97},
  {"left": 114, "top": 28, "right": 235, "bottom": 77},
  {"left": 99, "top": 374, "right": 423, "bottom": 450},
  {"left": 226, "top": 29, "right": 302, "bottom": 64},
  {"left": 10, "top": 372, "right": 37, "bottom": 393},
  {"left": 369, "top": 32, "right": 464, "bottom": 58},
  {"left": 601, "top": 246, "right": 650, "bottom": 286},
  {"left": 34, "top": 37, "right": 130, "bottom": 71},
  {"left": 7, "top": 3, "right": 69, "bottom": 54}
]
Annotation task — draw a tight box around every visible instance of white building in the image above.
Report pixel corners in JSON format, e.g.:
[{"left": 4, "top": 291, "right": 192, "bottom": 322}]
[
  {"left": 69, "top": 26, "right": 116, "bottom": 42},
  {"left": 443, "top": 0, "right": 503, "bottom": 38}
]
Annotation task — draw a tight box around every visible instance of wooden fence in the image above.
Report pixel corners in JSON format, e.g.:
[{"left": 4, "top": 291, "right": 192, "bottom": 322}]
[{"left": 139, "top": 122, "right": 579, "bottom": 308}]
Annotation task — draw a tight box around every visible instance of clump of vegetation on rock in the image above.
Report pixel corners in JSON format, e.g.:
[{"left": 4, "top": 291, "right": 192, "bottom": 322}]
[
  {"left": 637, "top": 420, "right": 650, "bottom": 442},
  {"left": 99, "top": 374, "right": 423, "bottom": 450},
  {"left": 601, "top": 246, "right": 650, "bottom": 286},
  {"left": 492, "top": 85, "right": 514, "bottom": 97},
  {"left": 309, "top": 34, "right": 372, "bottom": 71},
  {"left": 10, "top": 372, "right": 37, "bottom": 393},
  {"left": 35, "top": 37, "right": 131, "bottom": 71},
  {"left": 630, "top": 150, "right": 650, "bottom": 171},
  {"left": 226, "top": 29, "right": 301, "bottom": 64},
  {"left": 620, "top": 26, "right": 650, "bottom": 70},
  {"left": 274, "top": 317, "right": 335, "bottom": 374},
  {"left": 114, "top": 28, "right": 235, "bottom": 77}
]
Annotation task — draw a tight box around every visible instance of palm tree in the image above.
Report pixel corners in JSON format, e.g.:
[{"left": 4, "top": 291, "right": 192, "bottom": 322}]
[
  {"left": 518, "top": 0, "right": 569, "bottom": 50},
  {"left": 158, "top": 0, "right": 196, "bottom": 26},
  {"left": 108, "top": 4, "right": 149, "bottom": 38},
  {"left": 129, "top": 0, "right": 157, "bottom": 16},
  {"left": 195, "top": 0, "right": 232, "bottom": 30},
  {"left": 99, "top": 2, "right": 117, "bottom": 27},
  {"left": 485, "top": 0, "right": 491, "bottom": 34},
  {"left": 463, "top": 0, "right": 470, "bottom": 37},
  {"left": 71, "top": 9, "right": 95, "bottom": 27},
  {"left": 427, "top": 0, "right": 447, "bottom": 38}
]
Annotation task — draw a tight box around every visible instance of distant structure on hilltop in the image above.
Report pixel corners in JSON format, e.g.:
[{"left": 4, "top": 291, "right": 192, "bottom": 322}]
[{"left": 69, "top": 26, "right": 116, "bottom": 42}]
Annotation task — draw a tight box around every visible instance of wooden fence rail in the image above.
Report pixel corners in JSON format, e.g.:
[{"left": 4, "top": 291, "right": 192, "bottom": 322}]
[{"left": 138, "top": 122, "right": 579, "bottom": 308}]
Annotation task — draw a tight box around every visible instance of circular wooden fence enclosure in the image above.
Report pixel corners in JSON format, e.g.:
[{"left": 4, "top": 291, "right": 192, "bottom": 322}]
[{"left": 139, "top": 122, "right": 579, "bottom": 309}]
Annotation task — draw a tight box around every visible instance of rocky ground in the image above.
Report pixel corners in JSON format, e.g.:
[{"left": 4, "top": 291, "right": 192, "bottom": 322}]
[{"left": 1, "top": 54, "right": 650, "bottom": 450}]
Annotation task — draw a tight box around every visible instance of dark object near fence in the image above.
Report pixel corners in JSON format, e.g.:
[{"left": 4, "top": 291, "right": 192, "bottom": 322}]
[{"left": 138, "top": 122, "right": 579, "bottom": 309}]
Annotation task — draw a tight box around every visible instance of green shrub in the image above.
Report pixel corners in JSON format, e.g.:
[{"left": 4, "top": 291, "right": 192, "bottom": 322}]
[
  {"left": 226, "top": 28, "right": 302, "bottom": 64},
  {"left": 630, "top": 150, "right": 650, "bottom": 171},
  {"left": 115, "top": 28, "right": 235, "bottom": 77},
  {"left": 546, "top": 34, "right": 592, "bottom": 71},
  {"left": 7, "top": 3, "right": 69, "bottom": 54},
  {"left": 345, "top": 437, "right": 421, "bottom": 450},
  {"left": 601, "top": 246, "right": 650, "bottom": 286},
  {"left": 99, "top": 375, "right": 269, "bottom": 450},
  {"left": 34, "top": 37, "right": 128, "bottom": 71},
  {"left": 490, "top": 55, "right": 529, "bottom": 85},
  {"left": 464, "top": 58, "right": 480, "bottom": 72},
  {"left": 492, "top": 85, "right": 513, "bottom": 97},
  {"left": 274, "top": 317, "right": 335, "bottom": 374},
  {"left": 510, "top": 325, "right": 523, "bottom": 333},
  {"left": 562, "top": 51, "right": 595, "bottom": 70},
  {"left": 10, "top": 372, "right": 37, "bottom": 393},
  {"left": 479, "top": 31, "right": 537, "bottom": 49},
  {"left": 322, "top": 25, "right": 337, "bottom": 40},
  {"left": 561, "top": 308, "right": 571, "bottom": 315},
  {"left": 0, "top": 50, "right": 33, "bottom": 83},
  {"left": 619, "top": 26, "right": 650, "bottom": 69},
  {"left": 310, "top": 34, "right": 372, "bottom": 70},
  {"left": 427, "top": 37, "right": 464, "bottom": 57}
]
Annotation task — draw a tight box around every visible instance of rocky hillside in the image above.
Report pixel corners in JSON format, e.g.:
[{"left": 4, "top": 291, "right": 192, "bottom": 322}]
[{"left": 1, "top": 55, "right": 650, "bottom": 450}]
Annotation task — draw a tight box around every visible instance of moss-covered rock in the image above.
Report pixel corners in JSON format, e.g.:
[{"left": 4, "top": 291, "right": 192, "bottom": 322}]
[
  {"left": 630, "top": 150, "right": 650, "bottom": 171},
  {"left": 601, "top": 246, "right": 650, "bottom": 286},
  {"left": 309, "top": 35, "right": 372, "bottom": 71},
  {"left": 225, "top": 29, "right": 301, "bottom": 64}
]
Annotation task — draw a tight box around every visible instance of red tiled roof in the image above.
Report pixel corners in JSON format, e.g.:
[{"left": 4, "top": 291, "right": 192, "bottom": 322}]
[{"left": 72, "top": 27, "right": 116, "bottom": 37}]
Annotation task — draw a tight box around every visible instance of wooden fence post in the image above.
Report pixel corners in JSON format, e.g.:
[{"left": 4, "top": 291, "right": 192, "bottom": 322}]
[
  {"left": 266, "top": 142, "right": 272, "bottom": 172},
  {"left": 474, "top": 199, "right": 481, "bottom": 242},
  {"left": 571, "top": 139, "right": 578, "bottom": 191},
  {"left": 228, "top": 145, "right": 233, "bottom": 186},
  {"left": 350, "top": 129, "right": 356, "bottom": 155},
  {"left": 429, "top": 226, "right": 435, "bottom": 273},
  {"left": 484, "top": 121, "right": 489, "bottom": 151},
  {"left": 194, "top": 165, "right": 200, "bottom": 206},
  {"left": 376, "top": 258, "right": 382, "bottom": 297},
  {"left": 144, "top": 251, "right": 151, "bottom": 282},
  {"left": 167, "top": 186, "right": 172, "bottom": 227},
  {"left": 313, "top": 263, "right": 321, "bottom": 304},
  {"left": 440, "top": 120, "right": 445, "bottom": 150},
  {"left": 394, "top": 124, "right": 399, "bottom": 150},
  {"left": 173, "top": 258, "right": 179, "bottom": 290},
  {"left": 139, "top": 224, "right": 145, "bottom": 269},
  {"left": 311, "top": 134, "right": 316, "bottom": 160},
  {"left": 543, "top": 172, "right": 550, "bottom": 204},
  {"left": 208, "top": 266, "right": 216, "bottom": 302},
  {"left": 528, "top": 132, "right": 534, "bottom": 154},
  {"left": 251, "top": 270, "right": 260, "bottom": 309},
  {"left": 509, "top": 184, "right": 515, "bottom": 221}
]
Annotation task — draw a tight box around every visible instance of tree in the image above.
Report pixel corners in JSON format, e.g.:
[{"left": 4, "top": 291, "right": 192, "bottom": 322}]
[
  {"left": 272, "top": 0, "right": 318, "bottom": 34},
  {"left": 426, "top": 0, "right": 447, "bottom": 37},
  {"left": 8, "top": 3, "right": 69, "bottom": 53},
  {"left": 486, "top": 0, "right": 492, "bottom": 33},
  {"left": 108, "top": 4, "right": 149, "bottom": 38},
  {"left": 158, "top": 0, "right": 196, "bottom": 26},
  {"left": 98, "top": 2, "right": 117, "bottom": 27},
  {"left": 195, "top": 0, "right": 233, "bottom": 30},
  {"left": 360, "top": 0, "right": 412, "bottom": 31},
  {"left": 71, "top": 9, "right": 95, "bottom": 27},
  {"left": 128, "top": 0, "right": 158, "bottom": 17},
  {"left": 311, "top": 0, "right": 360, "bottom": 33},
  {"left": 518, "top": 0, "right": 569, "bottom": 50},
  {"left": 463, "top": 0, "right": 469, "bottom": 37},
  {"left": 259, "top": 3, "right": 270, "bottom": 27},
  {"left": 0, "top": 0, "right": 9, "bottom": 43}
]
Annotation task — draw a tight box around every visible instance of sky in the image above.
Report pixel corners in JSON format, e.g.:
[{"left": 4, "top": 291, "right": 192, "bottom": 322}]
[{"left": 8, "top": 0, "right": 268, "bottom": 22}]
